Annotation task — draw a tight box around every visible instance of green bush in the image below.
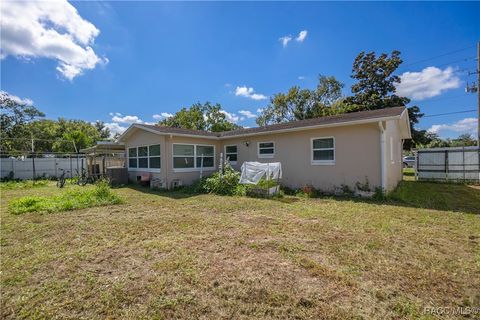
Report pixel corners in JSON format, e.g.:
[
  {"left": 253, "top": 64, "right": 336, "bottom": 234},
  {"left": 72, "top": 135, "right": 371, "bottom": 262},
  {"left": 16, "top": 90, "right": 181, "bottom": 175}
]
[
  {"left": 8, "top": 181, "right": 123, "bottom": 215},
  {"left": 198, "top": 164, "right": 247, "bottom": 196}
]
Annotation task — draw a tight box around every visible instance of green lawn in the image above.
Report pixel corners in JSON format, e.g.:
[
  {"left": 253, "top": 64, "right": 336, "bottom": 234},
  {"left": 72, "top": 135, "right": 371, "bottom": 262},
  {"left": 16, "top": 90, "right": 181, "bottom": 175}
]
[{"left": 1, "top": 180, "right": 479, "bottom": 319}]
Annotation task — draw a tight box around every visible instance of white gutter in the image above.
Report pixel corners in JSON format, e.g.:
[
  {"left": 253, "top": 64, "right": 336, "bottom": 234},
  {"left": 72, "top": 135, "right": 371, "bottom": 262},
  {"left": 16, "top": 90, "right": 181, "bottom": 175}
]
[{"left": 378, "top": 121, "right": 387, "bottom": 191}]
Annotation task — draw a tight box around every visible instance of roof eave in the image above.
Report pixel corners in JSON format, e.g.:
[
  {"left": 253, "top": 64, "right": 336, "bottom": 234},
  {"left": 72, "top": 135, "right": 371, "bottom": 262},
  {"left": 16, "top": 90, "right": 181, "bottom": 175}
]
[
  {"left": 117, "top": 124, "right": 220, "bottom": 142},
  {"left": 219, "top": 114, "right": 404, "bottom": 139}
]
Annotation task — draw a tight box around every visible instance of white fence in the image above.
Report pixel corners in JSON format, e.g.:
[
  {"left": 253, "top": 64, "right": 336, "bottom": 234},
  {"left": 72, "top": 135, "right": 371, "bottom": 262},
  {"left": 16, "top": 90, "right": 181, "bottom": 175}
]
[
  {"left": 1, "top": 156, "right": 86, "bottom": 180},
  {"left": 416, "top": 147, "right": 480, "bottom": 182}
]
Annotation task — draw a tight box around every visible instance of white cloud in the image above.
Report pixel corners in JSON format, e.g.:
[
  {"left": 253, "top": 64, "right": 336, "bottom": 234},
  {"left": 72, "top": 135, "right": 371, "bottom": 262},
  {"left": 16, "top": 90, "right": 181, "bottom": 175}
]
[
  {"left": 428, "top": 117, "right": 478, "bottom": 136},
  {"left": 256, "top": 108, "right": 264, "bottom": 113},
  {"left": 152, "top": 113, "right": 173, "bottom": 120},
  {"left": 396, "top": 66, "right": 461, "bottom": 100},
  {"left": 279, "top": 35, "right": 292, "bottom": 48},
  {"left": 220, "top": 110, "right": 239, "bottom": 123},
  {"left": 238, "top": 110, "right": 257, "bottom": 119},
  {"left": 295, "top": 30, "right": 308, "bottom": 42},
  {"left": 0, "top": 0, "right": 107, "bottom": 80},
  {"left": 235, "top": 86, "right": 268, "bottom": 100},
  {"left": 104, "top": 122, "right": 127, "bottom": 137},
  {"left": 0, "top": 91, "right": 33, "bottom": 106},
  {"left": 298, "top": 76, "right": 306, "bottom": 80},
  {"left": 111, "top": 114, "right": 143, "bottom": 124}
]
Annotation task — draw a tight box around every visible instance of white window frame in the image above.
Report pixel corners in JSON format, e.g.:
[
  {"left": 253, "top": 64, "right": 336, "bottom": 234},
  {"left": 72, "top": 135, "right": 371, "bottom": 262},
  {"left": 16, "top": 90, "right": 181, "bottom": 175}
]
[
  {"left": 172, "top": 143, "right": 216, "bottom": 173},
  {"left": 257, "top": 141, "right": 275, "bottom": 159},
  {"left": 311, "top": 137, "right": 335, "bottom": 165},
  {"left": 224, "top": 144, "right": 238, "bottom": 165},
  {"left": 128, "top": 144, "right": 161, "bottom": 173}
]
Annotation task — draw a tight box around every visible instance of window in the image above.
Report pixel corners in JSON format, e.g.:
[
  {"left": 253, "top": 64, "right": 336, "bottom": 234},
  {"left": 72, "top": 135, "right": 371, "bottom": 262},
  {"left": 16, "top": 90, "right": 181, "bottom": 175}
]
[
  {"left": 173, "top": 144, "right": 194, "bottom": 169},
  {"left": 258, "top": 142, "right": 275, "bottom": 158},
  {"left": 128, "top": 144, "right": 161, "bottom": 171},
  {"left": 173, "top": 144, "right": 215, "bottom": 171},
  {"left": 149, "top": 145, "right": 161, "bottom": 168},
  {"left": 196, "top": 145, "right": 214, "bottom": 168},
  {"left": 225, "top": 145, "right": 238, "bottom": 164},
  {"left": 138, "top": 146, "right": 148, "bottom": 168},
  {"left": 311, "top": 137, "right": 335, "bottom": 164},
  {"left": 128, "top": 148, "right": 137, "bottom": 168}
]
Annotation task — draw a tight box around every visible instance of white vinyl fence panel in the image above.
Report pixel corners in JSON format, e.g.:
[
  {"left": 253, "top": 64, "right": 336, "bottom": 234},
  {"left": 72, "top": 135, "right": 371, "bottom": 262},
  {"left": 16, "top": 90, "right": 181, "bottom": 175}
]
[
  {"left": 1, "top": 157, "right": 86, "bottom": 180},
  {"left": 416, "top": 147, "right": 480, "bottom": 182}
]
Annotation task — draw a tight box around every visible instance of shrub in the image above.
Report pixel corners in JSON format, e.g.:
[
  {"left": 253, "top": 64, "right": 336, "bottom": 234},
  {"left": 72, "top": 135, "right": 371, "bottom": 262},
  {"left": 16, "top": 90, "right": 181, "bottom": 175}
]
[
  {"left": 197, "top": 164, "right": 245, "bottom": 196},
  {"left": 8, "top": 182, "right": 123, "bottom": 215},
  {"left": 280, "top": 185, "right": 296, "bottom": 195},
  {"left": 340, "top": 184, "right": 354, "bottom": 196},
  {"left": 355, "top": 177, "right": 371, "bottom": 192},
  {"left": 296, "top": 184, "right": 317, "bottom": 198},
  {"left": 372, "top": 187, "right": 386, "bottom": 200}
]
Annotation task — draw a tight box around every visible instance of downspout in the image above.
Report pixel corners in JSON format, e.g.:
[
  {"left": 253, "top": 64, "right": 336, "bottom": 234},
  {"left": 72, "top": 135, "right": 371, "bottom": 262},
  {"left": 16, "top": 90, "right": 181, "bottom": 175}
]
[{"left": 378, "top": 121, "right": 386, "bottom": 191}]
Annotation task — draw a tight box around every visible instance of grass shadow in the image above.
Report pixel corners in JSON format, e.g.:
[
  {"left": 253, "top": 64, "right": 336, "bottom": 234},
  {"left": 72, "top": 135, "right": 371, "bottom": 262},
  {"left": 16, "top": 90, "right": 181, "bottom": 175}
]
[
  {"left": 125, "top": 184, "right": 199, "bottom": 199},
  {"left": 122, "top": 180, "right": 480, "bottom": 215},
  {"left": 330, "top": 180, "right": 480, "bottom": 215}
]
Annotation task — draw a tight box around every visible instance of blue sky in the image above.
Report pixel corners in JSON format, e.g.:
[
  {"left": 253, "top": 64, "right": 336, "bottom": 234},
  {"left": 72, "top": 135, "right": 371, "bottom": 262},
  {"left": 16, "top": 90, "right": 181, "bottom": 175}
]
[{"left": 1, "top": 1, "right": 479, "bottom": 138}]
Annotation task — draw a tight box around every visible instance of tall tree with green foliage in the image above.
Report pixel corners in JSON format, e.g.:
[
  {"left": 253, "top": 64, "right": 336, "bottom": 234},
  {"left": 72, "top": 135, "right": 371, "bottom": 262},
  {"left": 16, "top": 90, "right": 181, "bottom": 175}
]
[
  {"left": 345, "top": 51, "right": 408, "bottom": 109},
  {"left": 0, "top": 91, "right": 45, "bottom": 153},
  {"left": 1, "top": 91, "right": 112, "bottom": 154},
  {"left": 159, "top": 102, "right": 241, "bottom": 132},
  {"left": 256, "top": 75, "right": 347, "bottom": 126},
  {"left": 345, "top": 51, "right": 427, "bottom": 149}
]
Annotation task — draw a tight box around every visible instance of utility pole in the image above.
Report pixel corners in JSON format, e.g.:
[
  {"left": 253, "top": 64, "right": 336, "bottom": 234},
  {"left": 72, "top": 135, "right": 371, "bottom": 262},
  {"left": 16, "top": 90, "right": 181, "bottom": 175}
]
[
  {"left": 466, "top": 42, "right": 480, "bottom": 147},
  {"left": 477, "top": 41, "right": 479, "bottom": 147}
]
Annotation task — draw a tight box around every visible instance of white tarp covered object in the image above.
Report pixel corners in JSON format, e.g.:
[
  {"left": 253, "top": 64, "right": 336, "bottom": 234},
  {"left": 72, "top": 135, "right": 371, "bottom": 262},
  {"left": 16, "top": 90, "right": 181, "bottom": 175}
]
[{"left": 239, "top": 162, "right": 282, "bottom": 185}]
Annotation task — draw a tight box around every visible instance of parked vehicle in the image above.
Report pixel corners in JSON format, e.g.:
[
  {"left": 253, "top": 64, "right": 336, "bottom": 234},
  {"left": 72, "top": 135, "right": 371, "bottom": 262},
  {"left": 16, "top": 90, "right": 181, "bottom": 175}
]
[{"left": 403, "top": 156, "right": 416, "bottom": 168}]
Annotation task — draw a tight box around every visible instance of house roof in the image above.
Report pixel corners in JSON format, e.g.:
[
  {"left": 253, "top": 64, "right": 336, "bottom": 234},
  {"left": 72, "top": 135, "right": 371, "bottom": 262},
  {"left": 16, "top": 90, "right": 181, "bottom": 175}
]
[
  {"left": 118, "top": 106, "right": 410, "bottom": 141},
  {"left": 220, "top": 106, "right": 407, "bottom": 137}
]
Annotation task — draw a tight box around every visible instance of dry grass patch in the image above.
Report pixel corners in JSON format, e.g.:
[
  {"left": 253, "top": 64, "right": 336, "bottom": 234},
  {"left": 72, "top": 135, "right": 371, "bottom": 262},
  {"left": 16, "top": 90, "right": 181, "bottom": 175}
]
[{"left": 1, "top": 181, "right": 479, "bottom": 319}]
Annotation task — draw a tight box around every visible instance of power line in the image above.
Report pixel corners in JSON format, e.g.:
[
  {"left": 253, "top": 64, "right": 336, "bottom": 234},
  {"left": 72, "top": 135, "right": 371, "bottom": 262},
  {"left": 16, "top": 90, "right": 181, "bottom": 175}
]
[
  {"left": 423, "top": 109, "right": 477, "bottom": 118},
  {"left": 402, "top": 45, "right": 476, "bottom": 68},
  {"left": 433, "top": 56, "right": 477, "bottom": 69},
  {"left": 419, "top": 93, "right": 471, "bottom": 103}
]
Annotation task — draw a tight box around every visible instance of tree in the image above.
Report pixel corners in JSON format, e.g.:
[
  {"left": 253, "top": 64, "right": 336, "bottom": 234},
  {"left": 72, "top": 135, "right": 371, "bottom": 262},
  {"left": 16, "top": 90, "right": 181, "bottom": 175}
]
[
  {"left": 0, "top": 91, "right": 45, "bottom": 153},
  {"left": 159, "top": 102, "right": 241, "bottom": 132},
  {"left": 94, "top": 121, "right": 110, "bottom": 139},
  {"left": 256, "top": 75, "right": 345, "bottom": 126},
  {"left": 417, "top": 133, "right": 477, "bottom": 148},
  {"left": 345, "top": 51, "right": 408, "bottom": 110},
  {"left": 451, "top": 134, "right": 477, "bottom": 147},
  {"left": 345, "top": 51, "right": 429, "bottom": 150}
]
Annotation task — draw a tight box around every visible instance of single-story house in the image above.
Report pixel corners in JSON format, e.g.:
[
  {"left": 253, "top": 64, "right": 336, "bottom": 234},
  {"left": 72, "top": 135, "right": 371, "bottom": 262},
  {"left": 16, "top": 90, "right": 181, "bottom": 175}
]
[{"left": 117, "top": 106, "right": 411, "bottom": 192}]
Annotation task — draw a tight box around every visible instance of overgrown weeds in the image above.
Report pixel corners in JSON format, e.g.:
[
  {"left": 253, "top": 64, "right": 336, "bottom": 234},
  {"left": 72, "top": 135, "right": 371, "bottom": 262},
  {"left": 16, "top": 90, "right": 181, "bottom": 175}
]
[
  {"left": 8, "top": 180, "right": 123, "bottom": 214},
  {"left": 0, "top": 179, "right": 49, "bottom": 190}
]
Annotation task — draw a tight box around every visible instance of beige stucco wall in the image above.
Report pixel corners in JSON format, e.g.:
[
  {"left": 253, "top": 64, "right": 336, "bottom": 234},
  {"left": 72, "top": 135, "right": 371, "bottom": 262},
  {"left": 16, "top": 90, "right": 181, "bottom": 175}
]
[
  {"left": 163, "top": 135, "right": 222, "bottom": 187},
  {"left": 384, "top": 119, "right": 404, "bottom": 191},
  {"left": 222, "top": 123, "right": 382, "bottom": 192},
  {"left": 124, "top": 129, "right": 221, "bottom": 188},
  {"left": 124, "top": 130, "right": 166, "bottom": 183},
  {"left": 123, "top": 121, "right": 405, "bottom": 192}
]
